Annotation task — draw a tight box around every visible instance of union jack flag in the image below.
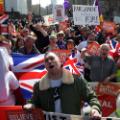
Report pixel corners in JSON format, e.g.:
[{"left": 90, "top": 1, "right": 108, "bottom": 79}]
[
  {"left": 0, "top": 14, "right": 9, "bottom": 35},
  {"left": 106, "top": 38, "right": 118, "bottom": 57},
  {"left": 12, "top": 52, "right": 84, "bottom": 100},
  {"left": 106, "top": 38, "right": 117, "bottom": 50},
  {"left": 64, "top": 52, "right": 84, "bottom": 75}
]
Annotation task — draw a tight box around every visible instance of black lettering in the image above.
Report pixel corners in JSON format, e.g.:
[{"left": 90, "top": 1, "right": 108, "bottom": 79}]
[
  {"left": 48, "top": 114, "right": 52, "bottom": 120},
  {"left": 59, "top": 116, "right": 67, "bottom": 120},
  {"left": 52, "top": 115, "right": 57, "bottom": 120},
  {"left": 77, "top": 6, "right": 80, "bottom": 11},
  {"left": 44, "top": 114, "right": 52, "bottom": 120},
  {"left": 73, "top": 6, "right": 76, "bottom": 12}
]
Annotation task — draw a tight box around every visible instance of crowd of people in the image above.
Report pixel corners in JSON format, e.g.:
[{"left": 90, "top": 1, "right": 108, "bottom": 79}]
[
  {"left": 2, "top": 18, "right": 120, "bottom": 82},
  {"left": 1, "top": 15, "right": 120, "bottom": 119}
]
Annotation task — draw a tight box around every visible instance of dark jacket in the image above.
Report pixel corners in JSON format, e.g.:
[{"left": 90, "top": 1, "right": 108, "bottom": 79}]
[
  {"left": 30, "top": 25, "right": 49, "bottom": 53},
  {"left": 32, "top": 70, "right": 101, "bottom": 115}
]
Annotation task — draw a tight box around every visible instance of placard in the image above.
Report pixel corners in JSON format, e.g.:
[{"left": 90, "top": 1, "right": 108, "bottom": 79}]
[
  {"left": 0, "top": 106, "right": 44, "bottom": 120},
  {"left": 73, "top": 5, "right": 100, "bottom": 25},
  {"left": 53, "top": 5, "right": 65, "bottom": 22}
]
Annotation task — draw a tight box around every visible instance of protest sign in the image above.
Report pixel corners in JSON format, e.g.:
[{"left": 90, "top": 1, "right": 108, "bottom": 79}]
[
  {"left": 90, "top": 82, "right": 120, "bottom": 117},
  {"left": 53, "top": 5, "right": 65, "bottom": 22},
  {"left": 0, "top": 106, "right": 44, "bottom": 120},
  {"left": 73, "top": 5, "right": 100, "bottom": 25}
]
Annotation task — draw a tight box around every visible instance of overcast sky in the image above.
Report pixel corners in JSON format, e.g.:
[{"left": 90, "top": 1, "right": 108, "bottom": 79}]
[{"left": 32, "top": 0, "right": 64, "bottom": 8}]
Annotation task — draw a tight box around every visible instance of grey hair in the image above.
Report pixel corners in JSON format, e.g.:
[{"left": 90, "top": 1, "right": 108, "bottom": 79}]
[{"left": 100, "top": 43, "right": 110, "bottom": 51}]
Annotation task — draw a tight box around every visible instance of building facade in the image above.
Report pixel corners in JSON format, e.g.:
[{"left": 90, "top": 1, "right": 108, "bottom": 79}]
[
  {"left": 5, "top": 0, "right": 28, "bottom": 14},
  {"left": 27, "top": 0, "right": 32, "bottom": 12}
]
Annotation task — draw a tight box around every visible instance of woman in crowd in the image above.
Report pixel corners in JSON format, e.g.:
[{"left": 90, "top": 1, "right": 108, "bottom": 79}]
[{"left": 13, "top": 36, "right": 24, "bottom": 53}]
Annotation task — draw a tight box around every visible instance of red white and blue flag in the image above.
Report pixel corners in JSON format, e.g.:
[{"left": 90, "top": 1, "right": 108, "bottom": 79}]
[
  {"left": 0, "top": 14, "right": 9, "bottom": 35},
  {"left": 106, "top": 38, "right": 118, "bottom": 57},
  {"left": 12, "top": 52, "right": 84, "bottom": 100},
  {"left": 64, "top": 53, "right": 84, "bottom": 75},
  {"left": 12, "top": 53, "right": 47, "bottom": 99}
]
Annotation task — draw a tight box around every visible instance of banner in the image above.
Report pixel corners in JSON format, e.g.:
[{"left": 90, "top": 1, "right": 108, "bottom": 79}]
[
  {"left": 0, "top": 107, "right": 83, "bottom": 120},
  {"left": 0, "top": 106, "right": 44, "bottom": 120},
  {"left": 1, "top": 107, "right": 119, "bottom": 120},
  {"left": 73, "top": 5, "right": 100, "bottom": 25}
]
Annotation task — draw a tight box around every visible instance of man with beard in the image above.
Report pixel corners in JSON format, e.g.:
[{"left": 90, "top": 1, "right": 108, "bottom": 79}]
[{"left": 24, "top": 52, "right": 101, "bottom": 119}]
